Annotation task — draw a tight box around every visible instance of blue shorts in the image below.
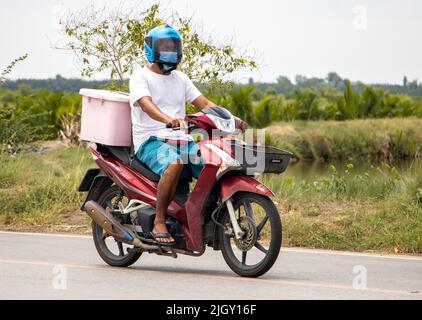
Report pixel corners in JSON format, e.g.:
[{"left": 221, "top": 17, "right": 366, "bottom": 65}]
[{"left": 136, "top": 136, "right": 204, "bottom": 178}]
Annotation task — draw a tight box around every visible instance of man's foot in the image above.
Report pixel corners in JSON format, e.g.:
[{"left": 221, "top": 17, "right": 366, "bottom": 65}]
[{"left": 152, "top": 223, "right": 175, "bottom": 245}]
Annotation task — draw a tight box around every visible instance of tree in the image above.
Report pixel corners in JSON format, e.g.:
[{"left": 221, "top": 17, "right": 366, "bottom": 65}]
[
  {"left": 409, "top": 79, "right": 418, "bottom": 89},
  {"left": 359, "top": 86, "right": 380, "bottom": 117},
  {"left": 59, "top": 3, "right": 257, "bottom": 89},
  {"left": 0, "top": 54, "right": 28, "bottom": 85},
  {"left": 255, "top": 95, "right": 285, "bottom": 127},
  {"left": 341, "top": 80, "right": 359, "bottom": 119},
  {"left": 295, "top": 75, "right": 307, "bottom": 85},
  {"left": 292, "top": 88, "right": 325, "bottom": 120},
  {"left": 228, "top": 86, "right": 255, "bottom": 126},
  {"left": 326, "top": 72, "right": 342, "bottom": 88},
  {"left": 276, "top": 76, "right": 293, "bottom": 92}
]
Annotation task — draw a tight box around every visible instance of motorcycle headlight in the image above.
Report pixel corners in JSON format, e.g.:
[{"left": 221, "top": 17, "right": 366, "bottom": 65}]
[{"left": 206, "top": 114, "right": 236, "bottom": 134}]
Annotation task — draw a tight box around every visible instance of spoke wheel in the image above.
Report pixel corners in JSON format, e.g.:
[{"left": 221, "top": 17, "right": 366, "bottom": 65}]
[
  {"left": 220, "top": 192, "right": 282, "bottom": 278},
  {"left": 92, "top": 186, "right": 142, "bottom": 267}
]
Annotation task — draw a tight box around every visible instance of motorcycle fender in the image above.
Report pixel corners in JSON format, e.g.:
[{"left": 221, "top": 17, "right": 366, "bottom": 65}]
[
  {"left": 211, "top": 176, "right": 274, "bottom": 250},
  {"left": 79, "top": 171, "right": 113, "bottom": 211},
  {"left": 219, "top": 175, "right": 274, "bottom": 203},
  {"left": 78, "top": 169, "right": 100, "bottom": 192}
]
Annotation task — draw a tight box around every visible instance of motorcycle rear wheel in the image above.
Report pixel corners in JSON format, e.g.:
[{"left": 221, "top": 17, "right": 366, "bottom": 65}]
[
  {"left": 220, "top": 192, "right": 282, "bottom": 278},
  {"left": 92, "top": 185, "right": 142, "bottom": 267}
]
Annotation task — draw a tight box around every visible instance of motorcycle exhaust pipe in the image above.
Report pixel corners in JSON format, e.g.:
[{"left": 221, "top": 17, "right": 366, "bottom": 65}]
[{"left": 84, "top": 200, "right": 159, "bottom": 251}]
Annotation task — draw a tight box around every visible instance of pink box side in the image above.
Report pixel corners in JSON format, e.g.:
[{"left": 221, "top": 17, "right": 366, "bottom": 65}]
[{"left": 80, "top": 96, "right": 132, "bottom": 147}]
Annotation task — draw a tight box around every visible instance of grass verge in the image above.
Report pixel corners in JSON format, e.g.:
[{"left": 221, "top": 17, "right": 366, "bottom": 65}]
[{"left": 0, "top": 145, "right": 93, "bottom": 234}]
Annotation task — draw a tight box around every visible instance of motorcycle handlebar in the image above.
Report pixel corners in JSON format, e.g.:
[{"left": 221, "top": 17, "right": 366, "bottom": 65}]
[{"left": 166, "top": 123, "right": 196, "bottom": 131}]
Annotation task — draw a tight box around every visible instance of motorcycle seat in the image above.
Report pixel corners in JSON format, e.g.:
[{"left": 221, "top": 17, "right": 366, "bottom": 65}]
[{"left": 102, "top": 145, "right": 192, "bottom": 183}]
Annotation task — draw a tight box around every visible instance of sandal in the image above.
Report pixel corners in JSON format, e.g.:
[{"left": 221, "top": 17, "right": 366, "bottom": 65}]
[{"left": 151, "top": 232, "right": 176, "bottom": 246}]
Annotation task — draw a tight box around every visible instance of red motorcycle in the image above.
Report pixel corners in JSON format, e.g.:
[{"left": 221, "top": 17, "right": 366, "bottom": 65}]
[{"left": 78, "top": 106, "right": 292, "bottom": 277}]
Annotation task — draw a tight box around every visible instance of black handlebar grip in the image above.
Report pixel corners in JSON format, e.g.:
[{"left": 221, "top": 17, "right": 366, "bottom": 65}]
[
  {"left": 166, "top": 122, "right": 196, "bottom": 131},
  {"left": 166, "top": 123, "right": 181, "bottom": 130}
]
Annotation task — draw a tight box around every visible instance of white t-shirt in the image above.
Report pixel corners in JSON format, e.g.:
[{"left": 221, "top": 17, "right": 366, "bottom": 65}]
[{"left": 129, "top": 67, "right": 202, "bottom": 153}]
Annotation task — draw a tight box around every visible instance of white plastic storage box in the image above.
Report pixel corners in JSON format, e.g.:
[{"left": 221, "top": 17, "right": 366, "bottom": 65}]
[{"left": 79, "top": 89, "right": 132, "bottom": 147}]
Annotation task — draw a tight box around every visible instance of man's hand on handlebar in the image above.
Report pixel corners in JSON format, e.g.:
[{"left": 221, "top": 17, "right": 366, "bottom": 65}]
[
  {"left": 234, "top": 116, "right": 248, "bottom": 133},
  {"left": 166, "top": 118, "right": 185, "bottom": 129},
  {"left": 240, "top": 121, "right": 249, "bottom": 132}
]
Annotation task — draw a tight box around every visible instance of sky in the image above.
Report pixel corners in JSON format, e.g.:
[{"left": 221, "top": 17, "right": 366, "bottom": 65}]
[{"left": 1, "top": 0, "right": 421, "bottom": 84}]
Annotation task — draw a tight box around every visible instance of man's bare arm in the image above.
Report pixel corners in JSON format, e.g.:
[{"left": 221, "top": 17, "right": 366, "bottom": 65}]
[
  {"left": 137, "top": 96, "right": 183, "bottom": 127},
  {"left": 191, "top": 95, "right": 216, "bottom": 111}
]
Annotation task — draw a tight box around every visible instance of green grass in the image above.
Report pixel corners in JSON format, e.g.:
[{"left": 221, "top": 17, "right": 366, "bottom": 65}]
[
  {"left": 0, "top": 146, "right": 94, "bottom": 226},
  {"left": 267, "top": 118, "right": 422, "bottom": 161}
]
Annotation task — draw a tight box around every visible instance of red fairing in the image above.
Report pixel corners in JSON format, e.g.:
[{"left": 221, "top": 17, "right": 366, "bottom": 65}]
[
  {"left": 219, "top": 175, "right": 274, "bottom": 202},
  {"left": 186, "top": 113, "right": 216, "bottom": 133},
  {"left": 198, "top": 138, "right": 233, "bottom": 165}
]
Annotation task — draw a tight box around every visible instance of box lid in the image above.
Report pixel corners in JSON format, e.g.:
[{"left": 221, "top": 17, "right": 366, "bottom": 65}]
[{"left": 79, "top": 88, "right": 130, "bottom": 103}]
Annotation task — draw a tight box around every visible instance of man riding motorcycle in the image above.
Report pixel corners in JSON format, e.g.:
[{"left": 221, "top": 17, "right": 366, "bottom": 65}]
[
  {"left": 130, "top": 25, "right": 224, "bottom": 245},
  {"left": 79, "top": 24, "right": 289, "bottom": 278}
]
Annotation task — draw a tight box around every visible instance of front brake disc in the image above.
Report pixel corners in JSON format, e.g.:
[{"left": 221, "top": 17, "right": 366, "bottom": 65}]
[{"left": 234, "top": 216, "right": 258, "bottom": 251}]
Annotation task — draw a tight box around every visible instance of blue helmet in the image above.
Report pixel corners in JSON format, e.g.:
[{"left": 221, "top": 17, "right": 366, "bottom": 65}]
[{"left": 144, "top": 25, "right": 183, "bottom": 73}]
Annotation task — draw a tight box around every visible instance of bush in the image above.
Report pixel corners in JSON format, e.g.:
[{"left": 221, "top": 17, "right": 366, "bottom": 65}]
[{"left": 0, "top": 87, "right": 82, "bottom": 152}]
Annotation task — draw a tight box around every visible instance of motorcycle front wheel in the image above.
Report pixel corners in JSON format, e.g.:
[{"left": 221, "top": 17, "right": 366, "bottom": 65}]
[{"left": 220, "top": 192, "right": 282, "bottom": 278}]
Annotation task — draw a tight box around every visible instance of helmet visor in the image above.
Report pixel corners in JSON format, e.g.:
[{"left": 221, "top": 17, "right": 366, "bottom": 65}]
[{"left": 154, "top": 38, "right": 183, "bottom": 64}]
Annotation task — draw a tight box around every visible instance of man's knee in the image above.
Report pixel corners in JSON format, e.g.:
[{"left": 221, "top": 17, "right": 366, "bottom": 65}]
[{"left": 164, "top": 160, "right": 184, "bottom": 175}]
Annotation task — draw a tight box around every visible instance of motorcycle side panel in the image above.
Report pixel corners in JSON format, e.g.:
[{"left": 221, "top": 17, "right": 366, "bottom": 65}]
[
  {"left": 183, "top": 163, "right": 219, "bottom": 252},
  {"left": 92, "top": 148, "right": 162, "bottom": 206},
  {"left": 219, "top": 175, "right": 274, "bottom": 203}
]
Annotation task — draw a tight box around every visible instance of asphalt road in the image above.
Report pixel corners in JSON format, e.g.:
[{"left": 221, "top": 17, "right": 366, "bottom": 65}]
[{"left": 0, "top": 231, "right": 421, "bottom": 300}]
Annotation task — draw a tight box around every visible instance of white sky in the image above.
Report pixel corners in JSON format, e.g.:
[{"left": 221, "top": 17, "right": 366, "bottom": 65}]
[{"left": 1, "top": 0, "right": 421, "bottom": 84}]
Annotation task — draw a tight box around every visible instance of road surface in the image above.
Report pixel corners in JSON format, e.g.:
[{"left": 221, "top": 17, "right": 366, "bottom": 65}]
[{"left": 0, "top": 231, "right": 421, "bottom": 300}]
